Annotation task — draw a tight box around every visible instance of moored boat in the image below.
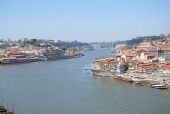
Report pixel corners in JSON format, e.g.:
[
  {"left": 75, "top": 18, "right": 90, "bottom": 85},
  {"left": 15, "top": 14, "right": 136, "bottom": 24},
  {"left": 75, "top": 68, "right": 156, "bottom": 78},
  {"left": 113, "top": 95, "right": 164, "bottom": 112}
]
[
  {"left": 84, "top": 67, "right": 89, "bottom": 70},
  {"left": 113, "top": 75, "right": 133, "bottom": 83},
  {"left": 151, "top": 84, "right": 167, "bottom": 89},
  {"left": 0, "top": 57, "right": 41, "bottom": 64},
  {"left": 135, "top": 81, "right": 143, "bottom": 86}
]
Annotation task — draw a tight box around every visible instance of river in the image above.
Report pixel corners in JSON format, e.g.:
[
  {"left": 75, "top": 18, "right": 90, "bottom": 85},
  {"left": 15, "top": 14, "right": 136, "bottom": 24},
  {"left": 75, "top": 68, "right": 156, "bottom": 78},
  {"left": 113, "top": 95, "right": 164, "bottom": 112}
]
[{"left": 0, "top": 50, "right": 170, "bottom": 114}]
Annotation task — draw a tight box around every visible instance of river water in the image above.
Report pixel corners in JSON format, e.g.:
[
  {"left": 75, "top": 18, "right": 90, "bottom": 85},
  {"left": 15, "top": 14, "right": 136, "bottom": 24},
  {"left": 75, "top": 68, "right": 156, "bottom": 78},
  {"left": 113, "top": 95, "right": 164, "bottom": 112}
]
[{"left": 0, "top": 50, "right": 170, "bottom": 114}]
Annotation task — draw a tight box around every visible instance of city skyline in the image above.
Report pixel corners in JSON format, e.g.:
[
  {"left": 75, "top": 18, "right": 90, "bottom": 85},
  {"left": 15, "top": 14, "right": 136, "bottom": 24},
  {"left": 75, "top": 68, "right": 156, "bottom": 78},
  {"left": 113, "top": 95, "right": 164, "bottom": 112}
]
[{"left": 0, "top": 0, "right": 170, "bottom": 42}]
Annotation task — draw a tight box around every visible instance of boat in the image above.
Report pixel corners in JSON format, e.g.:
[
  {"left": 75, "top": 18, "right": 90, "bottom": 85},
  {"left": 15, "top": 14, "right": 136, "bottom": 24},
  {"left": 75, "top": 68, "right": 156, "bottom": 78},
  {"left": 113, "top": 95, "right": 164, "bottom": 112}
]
[
  {"left": 132, "top": 76, "right": 142, "bottom": 82},
  {"left": 149, "top": 82, "right": 158, "bottom": 87},
  {"left": 151, "top": 84, "right": 167, "bottom": 89},
  {"left": 0, "top": 57, "right": 17, "bottom": 64},
  {"left": 135, "top": 81, "right": 143, "bottom": 86},
  {"left": 0, "top": 57, "right": 41, "bottom": 64},
  {"left": 84, "top": 67, "right": 89, "bottom": 70},
  {"left": 113, "top": 75, "right": 133, "bottom": 83}
]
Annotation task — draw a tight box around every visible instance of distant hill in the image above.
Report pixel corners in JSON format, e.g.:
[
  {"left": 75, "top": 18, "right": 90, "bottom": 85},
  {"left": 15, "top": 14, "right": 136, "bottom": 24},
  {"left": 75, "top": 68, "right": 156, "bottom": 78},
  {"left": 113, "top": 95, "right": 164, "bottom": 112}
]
[{"left": 112, "top": 35, "right": 168, "bottom": 49}]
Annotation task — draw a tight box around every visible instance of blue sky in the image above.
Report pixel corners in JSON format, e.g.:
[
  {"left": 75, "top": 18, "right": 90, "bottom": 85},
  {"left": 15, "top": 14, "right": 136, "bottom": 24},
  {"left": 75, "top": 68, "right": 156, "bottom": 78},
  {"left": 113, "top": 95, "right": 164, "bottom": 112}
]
[{"left": 0, "top": 0, "right": 170, "bottom": 42}]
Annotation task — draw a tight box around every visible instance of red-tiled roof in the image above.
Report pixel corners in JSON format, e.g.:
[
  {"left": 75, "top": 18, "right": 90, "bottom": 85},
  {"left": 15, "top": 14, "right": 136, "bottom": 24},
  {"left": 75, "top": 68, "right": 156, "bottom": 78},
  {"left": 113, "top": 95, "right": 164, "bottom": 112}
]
[
  {"left": 145, "top": 53, "right": 155, "bottom": 57},
  {"left": 95, "top": 58, "right": 114, "bottom": 63},
  {"left": 126, "top": 54, "right": 136, "bottom": 57},
  {"left": 160, "top": 46, "right": 170, "bottom": 51},
  {"left": 160, "top": 62, "right": 170, "bottom": 69}
]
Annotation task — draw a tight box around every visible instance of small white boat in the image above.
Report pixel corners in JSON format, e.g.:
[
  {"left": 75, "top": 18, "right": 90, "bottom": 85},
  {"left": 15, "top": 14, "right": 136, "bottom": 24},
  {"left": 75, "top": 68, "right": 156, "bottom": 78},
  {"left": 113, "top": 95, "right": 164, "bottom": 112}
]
[
  {"left": 151, "top": 84, "right": 167, "bottom": 89},
  {"left": 149, "top": 82, "right": 158, "bottom": 87},
  {"left": 84, "top": 67, "right": 90, "bottom": 70},
  {"left": 152, "top": 84, "right": 163, "bottom": 87}
]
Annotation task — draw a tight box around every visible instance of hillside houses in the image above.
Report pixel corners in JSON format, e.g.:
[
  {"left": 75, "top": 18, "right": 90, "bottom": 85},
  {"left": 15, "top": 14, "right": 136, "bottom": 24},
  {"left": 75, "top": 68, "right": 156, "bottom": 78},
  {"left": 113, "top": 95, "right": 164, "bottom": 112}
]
[{"left": 92, "top": 37, "right": 170, "bottom": 85}]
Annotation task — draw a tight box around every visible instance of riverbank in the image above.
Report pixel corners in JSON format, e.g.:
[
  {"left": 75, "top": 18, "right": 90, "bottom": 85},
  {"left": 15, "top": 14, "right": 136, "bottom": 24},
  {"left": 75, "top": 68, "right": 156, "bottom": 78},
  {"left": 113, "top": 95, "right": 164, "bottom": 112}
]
[
  {"left": 91, "top": 38, "right": 170, "bottom": 89},
  {"left": 91, "top": 69, "right": 169, "bottom": 89},
  {"left": 91, "top": 57, "right": 170, "bottom": 89},
  {"left": 0, "top": 53, "right": 85, "bottom": 65}
]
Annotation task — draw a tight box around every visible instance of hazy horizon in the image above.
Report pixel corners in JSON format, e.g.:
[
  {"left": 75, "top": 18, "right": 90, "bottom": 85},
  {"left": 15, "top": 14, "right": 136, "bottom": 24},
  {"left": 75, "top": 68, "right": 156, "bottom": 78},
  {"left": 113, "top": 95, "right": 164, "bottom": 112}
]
[{"left": 0, "top": 0, "right": 170, "bottom": 42}]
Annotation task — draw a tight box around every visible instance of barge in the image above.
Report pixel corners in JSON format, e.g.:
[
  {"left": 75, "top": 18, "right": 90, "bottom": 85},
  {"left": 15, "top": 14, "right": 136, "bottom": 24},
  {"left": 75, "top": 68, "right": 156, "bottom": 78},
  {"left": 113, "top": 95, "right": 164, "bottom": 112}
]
[{"left": 0, "top": 57, "right": 41, "bottom": 64}]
